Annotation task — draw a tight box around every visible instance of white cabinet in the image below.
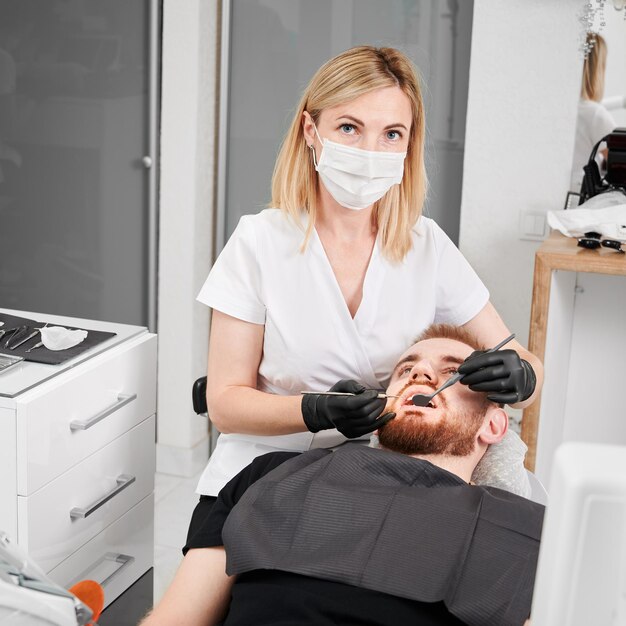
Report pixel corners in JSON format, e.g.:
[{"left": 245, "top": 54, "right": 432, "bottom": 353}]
[{"left": 0, "top": 308, "right": 157, "bottom": 610}]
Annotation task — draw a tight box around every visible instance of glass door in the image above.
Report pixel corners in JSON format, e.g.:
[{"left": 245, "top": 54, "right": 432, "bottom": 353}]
[
  {"left": 0, "top": 0, "right": 159, "bottom": 328},
  {"left": 217, "top": 0, "right": 473, "bottom": 251}
]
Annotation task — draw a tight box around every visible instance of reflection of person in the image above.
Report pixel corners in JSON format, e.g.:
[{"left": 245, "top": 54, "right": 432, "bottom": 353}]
[
  {"left": 571, "top": 33, "right": 616, "bottom": 191},
  {"left": 190, "top": 46, "right": 543, "bottom": 539},
  {"left": 144, "top": 325, "right": 544, "bottom": 626}
]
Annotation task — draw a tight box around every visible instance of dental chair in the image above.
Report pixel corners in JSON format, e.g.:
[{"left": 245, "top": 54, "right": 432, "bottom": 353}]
[{"left": 192, "top": 376, "right": 208, "bottom": 416}]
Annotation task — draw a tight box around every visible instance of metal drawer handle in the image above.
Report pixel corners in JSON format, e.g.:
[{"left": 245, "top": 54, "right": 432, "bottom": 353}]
[
  {"left": 70, "top": 474, "right": 136, "bottom": 520},
  {"left": 70, "top": 393, "right": 137, "bottom": 431},
  {"left": 73, "top": 552, "right": 135, "bottom": 589},
  {"left": 101, "top": 553, "right": 135, "bottom": 586}
]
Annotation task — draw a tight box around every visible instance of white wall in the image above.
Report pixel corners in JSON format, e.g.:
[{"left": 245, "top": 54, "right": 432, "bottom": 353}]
[
  {"left": 156, "top": 0, "right": 217, "bottom": 476},
  {"left": 460, "top": 0, "right": 582, "bottom": 350}
]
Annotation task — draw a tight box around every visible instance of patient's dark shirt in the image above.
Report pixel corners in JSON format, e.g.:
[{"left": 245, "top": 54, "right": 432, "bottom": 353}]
[{"left": 185, "top": 449, "right": 543, "bottom": 626}]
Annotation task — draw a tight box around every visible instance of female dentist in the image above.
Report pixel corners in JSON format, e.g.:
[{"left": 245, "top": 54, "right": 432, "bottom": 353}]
[{"left": 186, "top": 46, "right": 543, "bottom": 542}]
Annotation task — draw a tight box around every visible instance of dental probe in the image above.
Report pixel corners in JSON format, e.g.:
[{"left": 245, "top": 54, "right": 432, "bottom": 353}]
[
  {"left": 301, "top": 391, "right": 399, "bottom": 400},
  {"left": 411, "top": 332, "right": 516, "bottom": 407},
  {"left": 9, "top": 329, "right": 40, "bottom": 350}
]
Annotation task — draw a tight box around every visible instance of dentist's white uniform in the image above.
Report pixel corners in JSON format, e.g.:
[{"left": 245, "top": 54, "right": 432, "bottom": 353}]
[
  {"left": 196, "top": 208, "right": 488, "bottom": 496},
  {"left": 571, "top": 99, "right": 615, "bottom": 191}
]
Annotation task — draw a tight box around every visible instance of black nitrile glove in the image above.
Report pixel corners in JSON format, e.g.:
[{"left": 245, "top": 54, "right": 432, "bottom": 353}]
[
  {"left": 457, "top": 349, "right": 537, "bottom": 405},
  {"left": 301, "top": 379, "right": 395, "bottom": 439}
]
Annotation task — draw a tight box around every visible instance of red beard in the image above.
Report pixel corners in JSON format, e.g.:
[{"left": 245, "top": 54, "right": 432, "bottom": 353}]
[{"left": 377, "top": 406, "right": 487, "bottom": 457}]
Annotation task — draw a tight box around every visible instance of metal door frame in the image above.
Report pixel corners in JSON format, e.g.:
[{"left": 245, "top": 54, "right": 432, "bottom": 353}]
[
  {"left": 147, "top": 0, "right": 161, "bottom": 333},
  {"left": 215, "top": 0, "right": 231, "bottom": 259}
]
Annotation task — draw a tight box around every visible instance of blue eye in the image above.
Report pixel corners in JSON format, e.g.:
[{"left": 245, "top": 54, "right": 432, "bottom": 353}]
[
  {"left": 340, "top": 124, "right": 356, "bottom": 134},
  {"left": 386, "top": 130, "right": 401, "bottom": 141}
]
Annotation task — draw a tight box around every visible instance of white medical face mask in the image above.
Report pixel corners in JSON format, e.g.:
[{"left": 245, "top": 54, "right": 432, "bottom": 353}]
[{"left": 311, "top": 125, "right": 406, "bottom": 211}]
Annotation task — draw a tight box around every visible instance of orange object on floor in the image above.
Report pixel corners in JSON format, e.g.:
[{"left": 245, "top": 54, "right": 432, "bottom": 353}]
[{"left": 69, "top": 579, "right": 105, "bottom": 623}]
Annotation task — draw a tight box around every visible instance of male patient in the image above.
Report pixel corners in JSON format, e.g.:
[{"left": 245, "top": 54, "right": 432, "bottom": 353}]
[{"left": 143, "top": 324, "right": 544, "bottom": 626}]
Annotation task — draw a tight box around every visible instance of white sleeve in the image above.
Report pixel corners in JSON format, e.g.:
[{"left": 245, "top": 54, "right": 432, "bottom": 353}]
[
  {"left": 196, "top": 215, "right": 266, "bottom": 324},
  {"left": 591, "top": 104, "right": 616, "bottom": 142},
  {"left": 431, "top": 221, "right": 489, "bottom": 325}
]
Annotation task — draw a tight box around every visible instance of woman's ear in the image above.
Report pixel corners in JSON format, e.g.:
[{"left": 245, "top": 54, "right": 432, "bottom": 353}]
[
  {"left": 302, "top": 111, "right": 316, "bottom": 147},
  {"left": 477, "top": 406, "right": 508, "bottom": 446}
]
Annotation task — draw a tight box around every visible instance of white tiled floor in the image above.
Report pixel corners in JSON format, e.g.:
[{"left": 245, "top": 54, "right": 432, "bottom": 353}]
[{"left": 153, "top": 469, "right": 203, "bottom": 603}]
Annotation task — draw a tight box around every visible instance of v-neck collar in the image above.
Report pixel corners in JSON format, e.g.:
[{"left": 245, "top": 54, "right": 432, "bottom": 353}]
[
  {"left": 307, "top": 228, "right": 383, "bottom": 388},
  {"left": 310, "top": 227, "right": 383, "bottom": 330}
]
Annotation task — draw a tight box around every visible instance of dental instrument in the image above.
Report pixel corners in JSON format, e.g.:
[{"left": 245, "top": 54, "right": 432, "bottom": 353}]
[
  {"left": 0, "top": 327, "right": 16, "bottom": 342},
  {"left": 23, "top": 324, "right": 47, "bottom": 353},
  {"left": 5, "top": 325, "right": 33, "bottom": 349},
  {"left": 301, "top": 391, "right": 399, "bottom": 400},
  {"left": 2, "top": 326, "right": 22, "bottom": 348},
  {"left": 9, "top": 329, "right": 40, "bottom": 350},
  {"left": 411, "top": 333, "right": 516, "bottom": 407}
]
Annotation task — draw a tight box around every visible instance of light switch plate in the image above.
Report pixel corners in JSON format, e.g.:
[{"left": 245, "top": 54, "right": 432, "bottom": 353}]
[{"left": 519, "top": 210, "right": 547, "bottom": 241}]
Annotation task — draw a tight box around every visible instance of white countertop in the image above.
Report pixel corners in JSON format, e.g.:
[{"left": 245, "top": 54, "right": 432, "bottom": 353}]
[{"left": 0, "top": 308, "right": 148, "bottom": 400}]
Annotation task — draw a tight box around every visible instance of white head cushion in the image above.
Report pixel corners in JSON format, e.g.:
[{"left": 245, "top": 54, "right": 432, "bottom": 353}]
[{"left": 471, "top": 430, "right": 531, "bottom": 498}]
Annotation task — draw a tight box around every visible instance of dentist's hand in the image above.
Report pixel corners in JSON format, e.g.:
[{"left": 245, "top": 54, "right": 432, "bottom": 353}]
[
  {"left": 457, "top": 349, "right": 537, "bottom": 405},
  {"left": 301, "top": 379, "right": 395, "bottom": 439}
]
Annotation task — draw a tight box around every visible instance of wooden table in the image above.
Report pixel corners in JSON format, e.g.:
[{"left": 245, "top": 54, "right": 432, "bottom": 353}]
[{"left": 521, "top": 231, "right": 626, "bottom": 476}]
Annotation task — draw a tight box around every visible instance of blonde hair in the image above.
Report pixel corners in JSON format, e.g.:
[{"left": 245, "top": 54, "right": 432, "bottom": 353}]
[
  {"left": 270, "top": 46, "right": 427, "bottom": 263},
  {"left": 581, "top": 33, "right": 607, "bottom": 102}
]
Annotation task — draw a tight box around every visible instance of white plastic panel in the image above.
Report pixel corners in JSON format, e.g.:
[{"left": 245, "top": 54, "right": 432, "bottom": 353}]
[{"left": 532, "top": 442, "right": 626, "bottom": 626}]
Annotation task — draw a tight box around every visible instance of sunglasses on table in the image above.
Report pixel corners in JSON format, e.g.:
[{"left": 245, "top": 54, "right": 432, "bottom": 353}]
[{"left": 577, "top": 232, "right": 625, "bottom": 254}]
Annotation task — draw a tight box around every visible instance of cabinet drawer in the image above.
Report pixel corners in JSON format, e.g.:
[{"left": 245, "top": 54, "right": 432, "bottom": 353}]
[
  {"left": 17, "top": 334, "right": 156, "bottom": 495},
  {"left": 48, "top": 494, "right": 154, "bottom": 609},
  {"left": 17, "top": 416, "right": 155, "bottom": 573}
]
